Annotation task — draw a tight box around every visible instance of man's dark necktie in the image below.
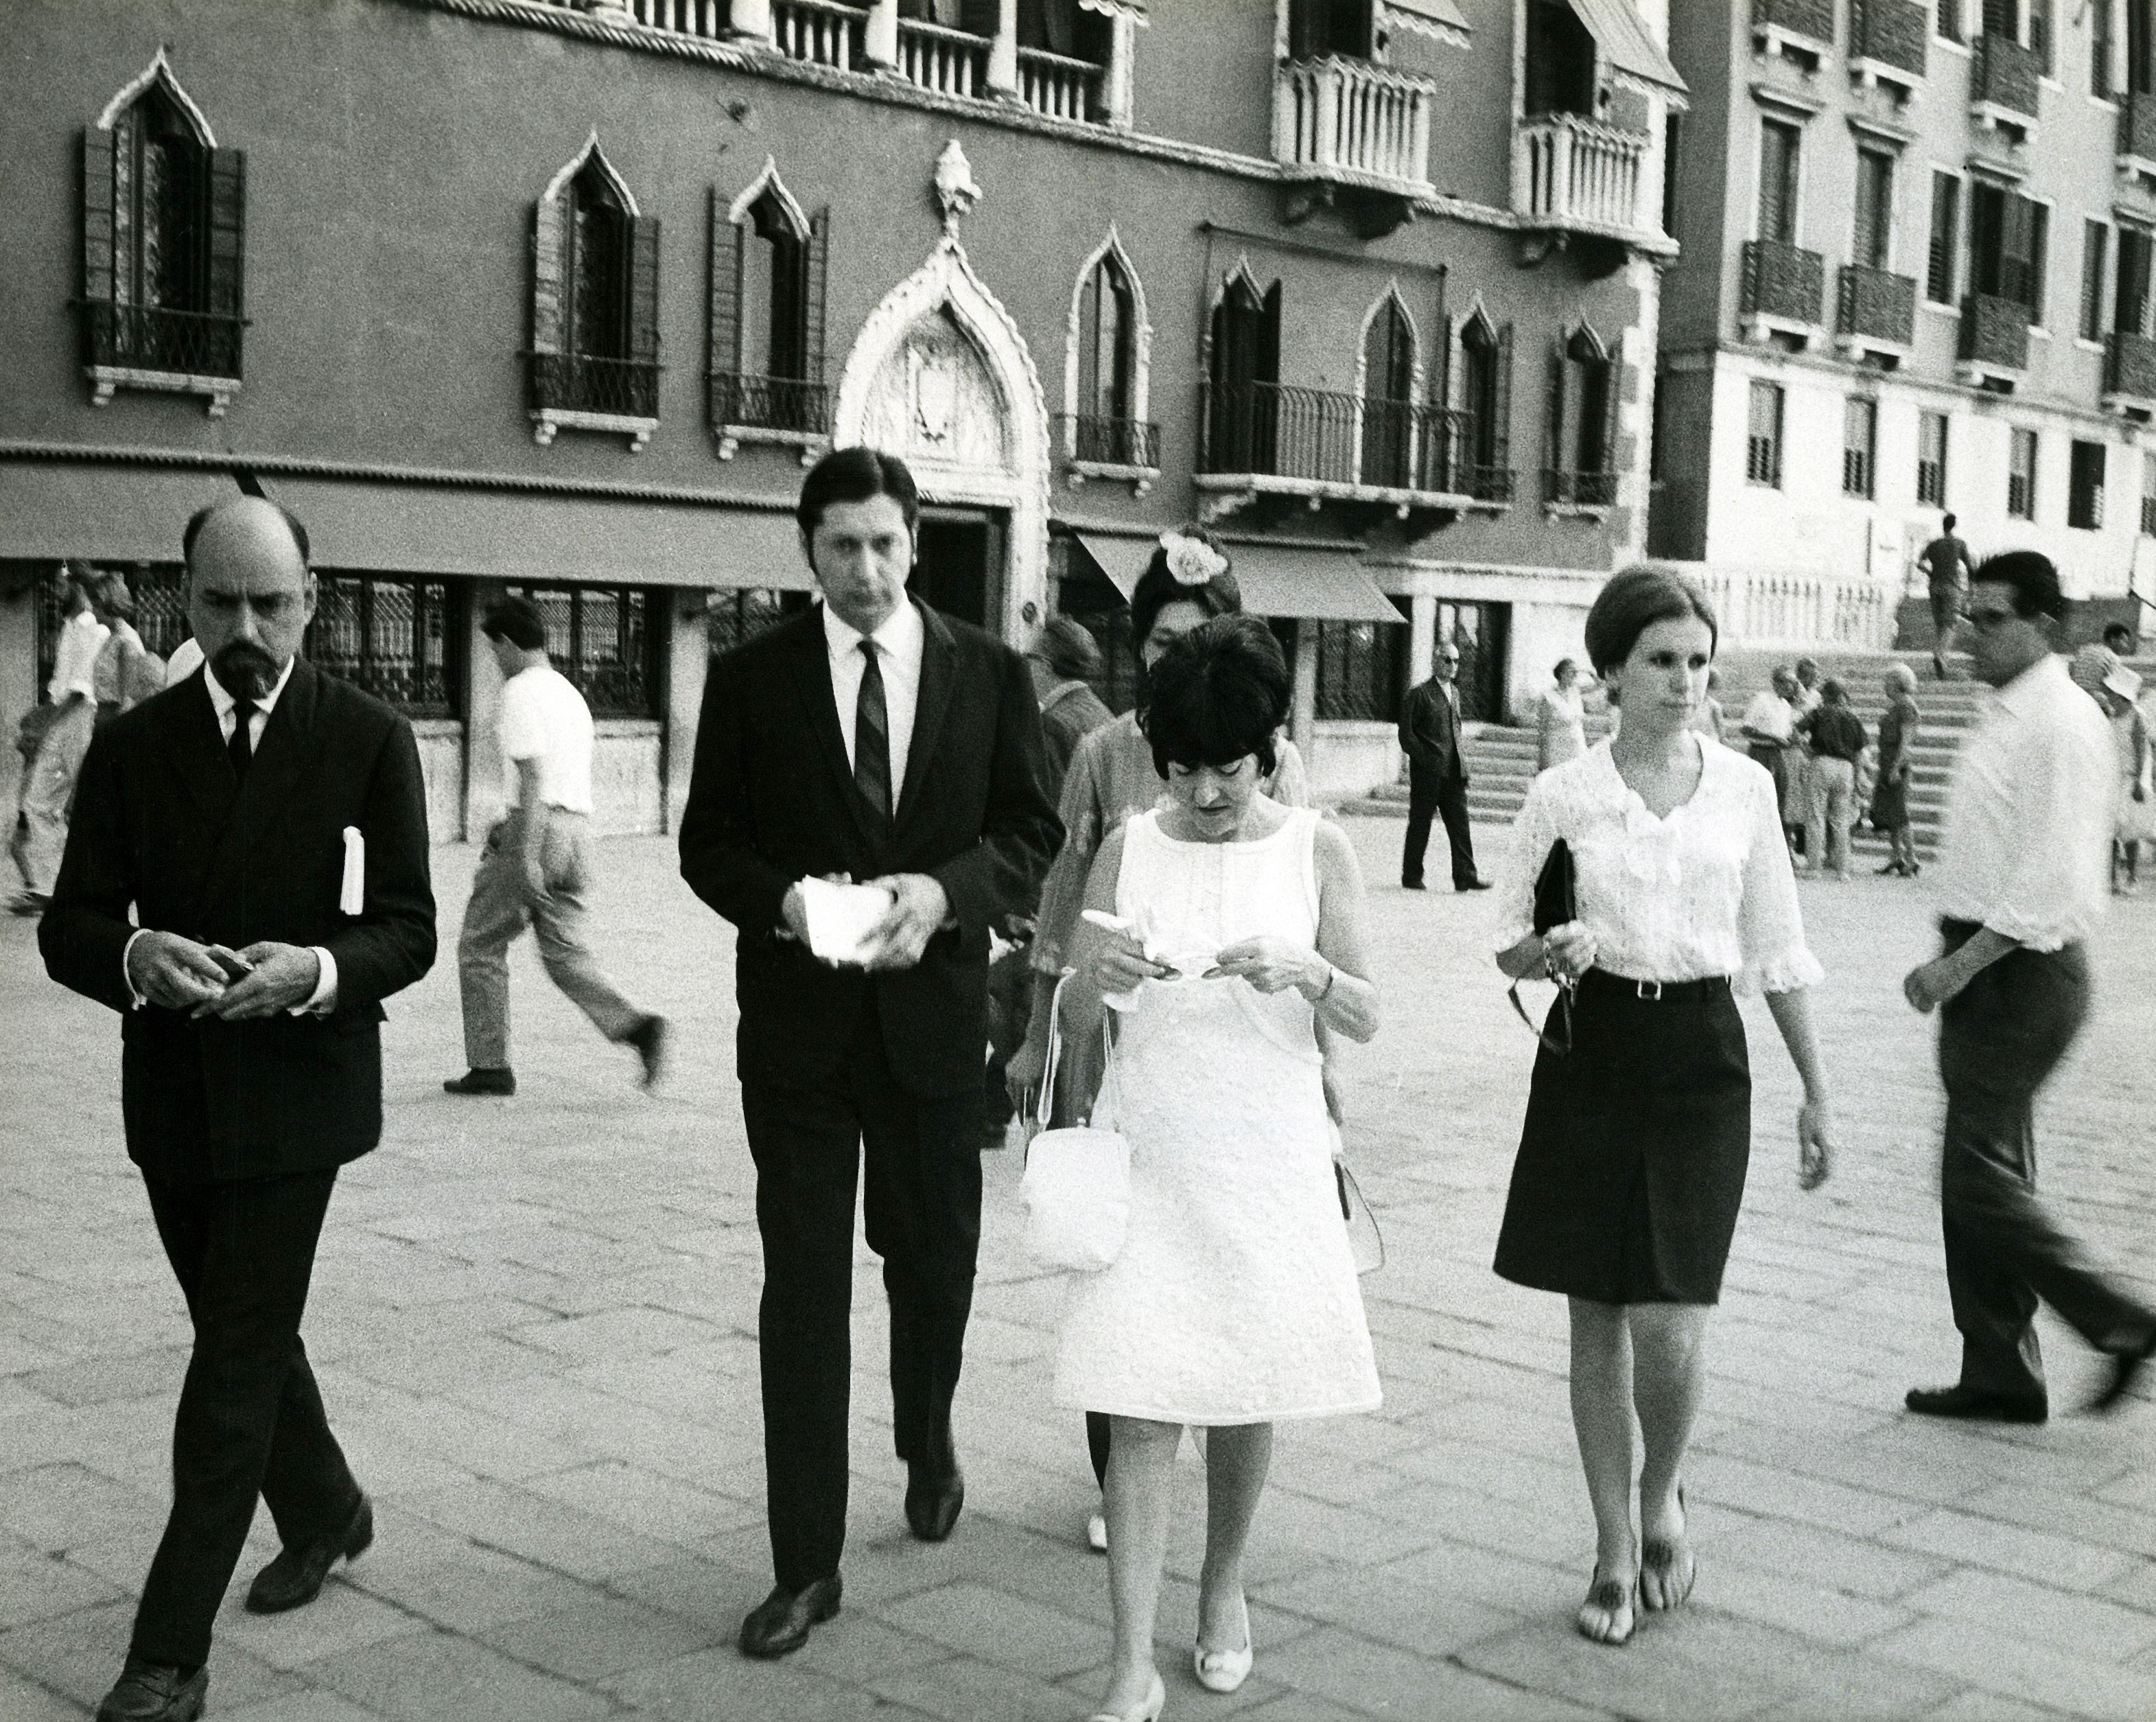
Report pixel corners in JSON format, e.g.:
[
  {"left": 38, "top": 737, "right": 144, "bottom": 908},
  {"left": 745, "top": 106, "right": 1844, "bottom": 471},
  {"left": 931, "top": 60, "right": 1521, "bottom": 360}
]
[
  {"left": 228, "top": 697, "right": 257, "bottom": 784},
  {"left": 855, "top": 641, "right": 891, "bottom": 824}
]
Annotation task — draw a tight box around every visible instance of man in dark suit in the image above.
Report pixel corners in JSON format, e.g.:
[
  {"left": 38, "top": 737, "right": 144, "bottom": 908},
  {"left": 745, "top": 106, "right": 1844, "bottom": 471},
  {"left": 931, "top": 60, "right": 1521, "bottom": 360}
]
[
  {"left": 1397, "top": 642, "right": 1490, "bottom": 892},
  {"left": 40, "top": 496, "right": 436, "bottom": 1722},
  {"left": 679, "top": 448, "right": 1059, "bottom": 1660}
]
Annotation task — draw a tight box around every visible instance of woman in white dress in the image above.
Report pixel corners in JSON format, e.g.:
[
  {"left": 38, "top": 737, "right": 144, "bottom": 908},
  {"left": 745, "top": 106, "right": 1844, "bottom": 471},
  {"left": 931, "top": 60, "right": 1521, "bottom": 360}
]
[
  {"left": 1057, "top": 616, "right": 1381, "bottom": 1722},
  {"left": 1538, "top": 658, "right": 1589, "bottom": 771}
]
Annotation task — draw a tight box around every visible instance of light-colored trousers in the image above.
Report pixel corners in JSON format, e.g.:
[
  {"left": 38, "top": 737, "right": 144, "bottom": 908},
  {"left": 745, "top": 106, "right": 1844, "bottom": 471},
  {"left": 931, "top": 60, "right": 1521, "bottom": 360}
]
[
  {"left": 458, "top": 811, "right": 644, "bottom": 1069},
  {"left": 11, "top": 701, "right": 96, "bottom": 896},
  {"left": 1805, "top": 756, "right": 1858, "bottom": 877}
]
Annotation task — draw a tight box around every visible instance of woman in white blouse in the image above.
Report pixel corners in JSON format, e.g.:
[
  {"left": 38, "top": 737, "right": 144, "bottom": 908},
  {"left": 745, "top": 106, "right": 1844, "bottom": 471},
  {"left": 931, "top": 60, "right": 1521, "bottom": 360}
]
[
  {"left": 1536, "top": 658, "right": 1589, "bottom": 771},
  {"left": 1492, "top": 567, "right": 1834, "bottom": 1649}
]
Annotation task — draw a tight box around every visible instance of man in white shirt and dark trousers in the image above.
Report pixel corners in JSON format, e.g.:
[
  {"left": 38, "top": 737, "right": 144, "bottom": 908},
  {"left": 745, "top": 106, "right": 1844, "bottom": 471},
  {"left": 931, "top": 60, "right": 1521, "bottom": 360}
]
[
  {"left": 445, "top": 596, "right": 665, "bottom": 1096},
  {"left": 11, "top": 562, "right": 109, "bottom": 912},
  {"left": 1902, "top": 551, "right": 2156, "bottom": 1421}
]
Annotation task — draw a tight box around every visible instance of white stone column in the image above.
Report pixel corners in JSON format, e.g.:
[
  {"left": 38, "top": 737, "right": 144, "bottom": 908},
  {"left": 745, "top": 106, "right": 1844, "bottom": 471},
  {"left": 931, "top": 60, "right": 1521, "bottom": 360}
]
[
  {"left": 1409, "top": 592, "right": 1436, "bottom": 686},
  {"left": 465, "top": 580, "right": 509, "bottom": 837},
  {"left": 727, "top": 0, "right": 773, "bottom": 45},
  {"left": 865, "top": 0, "right": 899, "bottom": 70},
  {"left": 1103, "top": 11, "right": 1137, "bottom": 127},
  {"left": 1292, "top": 616, "right": 1320, "bottom": 757},
  {"left": 988, "top": 0, "right": 1021, "bottom": 98},
  {"left": 666, "top": 592, "right": 711, "bottom": 834}
]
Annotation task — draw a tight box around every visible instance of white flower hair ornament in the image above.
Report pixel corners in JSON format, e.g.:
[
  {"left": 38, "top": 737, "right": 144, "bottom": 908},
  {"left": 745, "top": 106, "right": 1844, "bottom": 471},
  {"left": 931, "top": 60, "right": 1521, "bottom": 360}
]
[{"left": 1159, "top": 531, "right": 1229, "bottom": 587}]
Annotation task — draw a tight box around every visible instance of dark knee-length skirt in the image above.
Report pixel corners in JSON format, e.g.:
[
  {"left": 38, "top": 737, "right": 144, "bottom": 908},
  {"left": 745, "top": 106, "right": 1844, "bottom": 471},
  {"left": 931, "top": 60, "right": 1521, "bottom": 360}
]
[{"left": 1494, "top": 970, "right": 1751, "bottom": 1305}]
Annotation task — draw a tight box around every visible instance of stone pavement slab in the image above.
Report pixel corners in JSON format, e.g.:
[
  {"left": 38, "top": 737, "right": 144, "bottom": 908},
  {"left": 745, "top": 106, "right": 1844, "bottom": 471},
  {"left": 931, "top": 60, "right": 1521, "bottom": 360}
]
[{"left": 1, "top": 819, "right": 2152, "bottom": 1720}]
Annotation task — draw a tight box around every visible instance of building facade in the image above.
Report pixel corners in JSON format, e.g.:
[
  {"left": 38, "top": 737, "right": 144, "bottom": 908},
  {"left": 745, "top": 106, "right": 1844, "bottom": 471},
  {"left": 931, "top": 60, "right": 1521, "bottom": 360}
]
[
  {"left": 1652, "top": 0, "right": 2156, "bottom": 643},
  {"left": 2, "top": 0, "right": 1686, "bottom": 837}
]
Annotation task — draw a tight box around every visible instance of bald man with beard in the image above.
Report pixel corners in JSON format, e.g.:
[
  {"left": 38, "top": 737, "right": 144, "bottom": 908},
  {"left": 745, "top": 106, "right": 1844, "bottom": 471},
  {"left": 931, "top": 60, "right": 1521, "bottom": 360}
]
[{"left": 40, "top": 496, "right": 436, "bottom": 1722}]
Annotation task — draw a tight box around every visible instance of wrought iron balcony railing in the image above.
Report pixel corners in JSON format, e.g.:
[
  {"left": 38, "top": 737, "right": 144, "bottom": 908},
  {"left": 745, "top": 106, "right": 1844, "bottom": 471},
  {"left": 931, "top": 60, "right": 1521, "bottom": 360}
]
[
  {"left": 1453, "top": 460, "right": 1516, "bottom": 504},
  {"left": 1971, "top": 33, "right": 2041, "bottom": 121},
  {"left": 1958, "top": 292, "right": 2030, "bottom": 372},
  {"left": 529, "top": 351, "right": 661, "bottom": 419},
  {"left": 80, "top": 301, "right": 244, "bottom": 379},
  {"left": 709, "top": 371, "right": 830, "bottom": 434},
  {"left": 1546, "top": 469, "right": 1620, "bottom": 507},
  {"left": 1198, "top": 380, "right": 1472, "bottom": 496},
  {"left": 2106, "top": 330, "right": 2156, "bottom": 402},
  {"left": 1742, "top": 239, "right": 1826, "bottom": 327},
  {"left": 1059, "top": 413, "right": 1160, "bottom": 468},
  {"left": 1836, "top": 264, "right": 1917, "bottom": 348}
]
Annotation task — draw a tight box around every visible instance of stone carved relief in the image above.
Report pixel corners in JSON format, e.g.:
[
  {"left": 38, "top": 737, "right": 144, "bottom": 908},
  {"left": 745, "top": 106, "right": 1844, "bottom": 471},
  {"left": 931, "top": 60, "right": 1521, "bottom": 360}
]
[{"left": 859, "top": 307, "right": 1013, "bottom": 474}]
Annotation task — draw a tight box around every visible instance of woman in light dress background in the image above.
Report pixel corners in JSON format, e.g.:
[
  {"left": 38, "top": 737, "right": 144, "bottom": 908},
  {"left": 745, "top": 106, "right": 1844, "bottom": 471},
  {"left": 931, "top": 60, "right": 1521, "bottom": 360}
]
[
  {"left": 1055, "top": 616, "right": 1380, "bottom": 1722},
  {"left": 1005, "top": 527, "right": 1313, "bottom": 1552},
  {"left": 1537, "top": 658, "right": 1589, "bottom": 771},
  {"left": 1493, "top": 568, "right": 1833, "bottom": 1649}
]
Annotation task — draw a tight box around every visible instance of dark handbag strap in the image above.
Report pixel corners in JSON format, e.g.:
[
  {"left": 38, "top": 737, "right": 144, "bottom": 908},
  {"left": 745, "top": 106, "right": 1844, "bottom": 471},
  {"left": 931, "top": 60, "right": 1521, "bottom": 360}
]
[{"left": 1507, "top": 977, "right": 1573, "bottom": 1058}]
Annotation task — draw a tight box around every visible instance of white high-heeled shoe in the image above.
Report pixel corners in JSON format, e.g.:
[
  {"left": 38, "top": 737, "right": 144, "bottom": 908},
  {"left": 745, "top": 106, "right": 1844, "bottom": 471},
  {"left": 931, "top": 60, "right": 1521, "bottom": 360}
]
[
  {"left": 1193, "top": 1595, "right": 1252, "bottom": 1693},
  {"left": 1088, "top": 1671, "right": 1165, "bottom": 1722}
]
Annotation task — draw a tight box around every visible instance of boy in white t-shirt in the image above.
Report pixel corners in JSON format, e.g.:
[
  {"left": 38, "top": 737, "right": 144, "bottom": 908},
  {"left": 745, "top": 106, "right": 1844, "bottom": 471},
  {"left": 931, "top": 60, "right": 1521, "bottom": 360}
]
[{"left": 445, "top": 596, "right": 665, "bottom": 1095}]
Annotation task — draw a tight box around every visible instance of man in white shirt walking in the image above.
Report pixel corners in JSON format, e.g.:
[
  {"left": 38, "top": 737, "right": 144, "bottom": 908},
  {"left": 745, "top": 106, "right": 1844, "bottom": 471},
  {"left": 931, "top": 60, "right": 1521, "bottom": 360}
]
[
  {"left": 1901, "top": 551, "right": 2155, "bottom": 1421},
  {"left": 11, "top": 562, "right": 110, "bottom": 913},
  {"left": 445, "top": 596, "right": 665, "bottom": 1096}
]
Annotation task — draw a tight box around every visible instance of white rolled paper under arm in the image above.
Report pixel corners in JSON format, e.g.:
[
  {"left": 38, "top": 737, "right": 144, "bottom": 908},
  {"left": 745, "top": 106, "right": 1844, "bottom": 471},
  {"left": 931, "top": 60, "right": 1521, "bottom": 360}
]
[{"left": 339, "top": 826, "right": 365, "bottom": 916}]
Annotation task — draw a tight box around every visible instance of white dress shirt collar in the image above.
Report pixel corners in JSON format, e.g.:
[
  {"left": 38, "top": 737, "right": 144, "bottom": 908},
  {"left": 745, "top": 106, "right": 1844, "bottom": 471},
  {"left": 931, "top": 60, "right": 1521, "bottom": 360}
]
[
  {"left": 821, "top": 596, "right": 924, "bottom": 669},
  {"left": 821, "top": 598, "right": 927, "bottom": 798},
  {"left": 203, "top": 655, "right": 298, "bottom": 736}
]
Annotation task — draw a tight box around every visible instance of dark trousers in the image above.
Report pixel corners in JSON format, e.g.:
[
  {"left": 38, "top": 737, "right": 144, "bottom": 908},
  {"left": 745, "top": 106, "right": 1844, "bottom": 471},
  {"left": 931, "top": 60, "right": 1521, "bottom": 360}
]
[
  {"left": 740, "top": 1002, "right": 984, "bottom": 1591},
  {"left": 1936, "top": 928, "right": 2151, "bottom": 1401},
  {"left": 132, "top": 1169, "right": 357, "bottom": 1668},
  {"left": 1403, "top": 775, "right": 1477, "bottom": 887}
]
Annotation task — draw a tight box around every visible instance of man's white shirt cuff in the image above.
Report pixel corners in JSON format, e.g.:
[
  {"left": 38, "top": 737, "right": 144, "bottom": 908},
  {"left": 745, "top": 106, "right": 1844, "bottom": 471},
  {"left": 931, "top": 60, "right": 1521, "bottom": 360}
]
[
  {"left": 121, "top": 928, "right": 152, "bottom": 1009},
  {"left": 120, "top": 933, "right": 338, "bottom": 1013}
]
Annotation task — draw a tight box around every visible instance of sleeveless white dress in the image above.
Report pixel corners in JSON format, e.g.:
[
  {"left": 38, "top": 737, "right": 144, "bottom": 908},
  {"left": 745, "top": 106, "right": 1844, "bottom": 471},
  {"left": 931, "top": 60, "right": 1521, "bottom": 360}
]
[{"left": 1051, "top": 807, "right": 1382, "bottom": 1425}]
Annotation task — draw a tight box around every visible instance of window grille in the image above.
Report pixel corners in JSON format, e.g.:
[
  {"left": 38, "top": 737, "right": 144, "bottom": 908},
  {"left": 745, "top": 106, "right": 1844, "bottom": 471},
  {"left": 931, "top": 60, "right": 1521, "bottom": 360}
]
[
  {"left": 308, "top": 575, "right": 458, "bottom": 715},
  {"left": 706, "top": 588, "right": 808, "bottom": 657},
  {"left": 507, "top": 584, "right": 658, "bottom": 718},
  {"left": 1315, "top": 611, "right": 1409, "bottom": 722},
  {"left": 2069, "top": 440, "right": 2107, "bottom": 529}
]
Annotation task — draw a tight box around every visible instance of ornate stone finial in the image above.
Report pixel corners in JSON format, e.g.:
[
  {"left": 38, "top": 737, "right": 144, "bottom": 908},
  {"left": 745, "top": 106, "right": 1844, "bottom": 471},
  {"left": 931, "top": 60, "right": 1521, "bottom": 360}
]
[{"left": 933, "top": 140, "right": 982, "bottom": 240}]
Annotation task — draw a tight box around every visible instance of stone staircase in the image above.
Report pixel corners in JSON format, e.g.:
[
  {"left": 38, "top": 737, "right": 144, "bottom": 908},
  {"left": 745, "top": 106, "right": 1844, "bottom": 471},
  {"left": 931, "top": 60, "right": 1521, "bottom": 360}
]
[{"left": 1335, "top": 647, "right": 2138, "bottom": 862}]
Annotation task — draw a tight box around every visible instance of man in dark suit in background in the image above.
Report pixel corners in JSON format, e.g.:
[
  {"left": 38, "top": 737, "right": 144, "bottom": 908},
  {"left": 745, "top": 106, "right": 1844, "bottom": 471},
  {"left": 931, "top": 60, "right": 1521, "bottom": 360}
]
[
  {"left": 679, "top": 448, "right": 1059, "bottom": 1660},
  {"left": 1398, "top": 641, "right": 1490, "bottom": 892},
  {"left": 40, "top": 496, "right": 436, "bottom": 1722}
]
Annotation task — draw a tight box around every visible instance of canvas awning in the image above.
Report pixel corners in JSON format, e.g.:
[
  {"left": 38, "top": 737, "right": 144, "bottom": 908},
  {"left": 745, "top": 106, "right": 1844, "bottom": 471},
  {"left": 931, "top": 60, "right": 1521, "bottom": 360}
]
[
  {"left": 1073, "top": 533, "right": 1402, "bottom": 624},
  {"left": 1568, "top": 0, "right": 1686, "bottom": 98},
  {"left": 0, "top": 460, "right": 813, "bottom": 590},
  {"left": 1384, "top": 0, "right": 1471, "bottom": 36}
]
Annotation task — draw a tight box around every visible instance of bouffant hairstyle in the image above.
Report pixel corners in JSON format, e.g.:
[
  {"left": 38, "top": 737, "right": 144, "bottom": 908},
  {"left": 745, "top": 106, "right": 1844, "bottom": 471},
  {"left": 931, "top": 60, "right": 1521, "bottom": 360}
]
[
  {"left": 1128, "top": 526, "right": 1240, "bottom": 654},
  {"left": 1973, "top": 548, "right": 2065, "bottom": 624},
  {"left": 1142, "top": 614, "right": 1289, "bottom": 780},
  {"left": 1820, "top": 677, "right": 1848, "bottom": 704},
  {"left": 1582, "top": 566, "right": 1719, "bottom": 679},
  {"left": 93, "top": 569, "right": 137, "bottom": 622},
  {"left": 796, "top": 446, "right": 920, "bottom": 538},
  {"left": 1029, "top": 615, "right": 1102, "bottom": 683}
]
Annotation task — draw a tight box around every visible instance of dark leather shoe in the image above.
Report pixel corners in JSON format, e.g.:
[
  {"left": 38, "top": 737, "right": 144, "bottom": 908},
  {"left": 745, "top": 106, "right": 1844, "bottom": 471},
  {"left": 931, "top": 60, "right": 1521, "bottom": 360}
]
[
  {"left": 1904, "top": 1384, "right": 2048, "bottom": 1423},
  {"left": 624, "top": 1015, "right": 668, "bottom": 1089},
  {"left": 97, "top": 1657, "right": 206, "bottom": 1722},
  {"left": 1457, "top": 878, "right": 1494, "bottom": 892},
  {"left": 246, "top": 1494, "right": 372, "bottom": 1613},
  {"left": 1401, "top": 880, "right": 1426, "bottom": 891},
  {"left": 2089, "top": 1329, "right": 2156, "bottom": 1415},
  {"left": 739, "top": 1576, "right": 841, "bottom": 1659},
  {"left": 443, "top": 1067, "right": 515, "bottom": 1096},
  {"left": 905, "top": 1462, "right": 965, "bottom": 1541}
]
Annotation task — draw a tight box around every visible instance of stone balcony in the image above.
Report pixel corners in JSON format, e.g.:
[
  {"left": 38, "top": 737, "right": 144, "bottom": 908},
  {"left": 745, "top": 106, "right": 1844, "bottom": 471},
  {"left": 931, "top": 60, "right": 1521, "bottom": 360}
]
[
  {"left": 1740, "top": 238, "right": 1825, "bottom": 348},
  {"left": 1970, "top": 33, "right": 2040, "bottom": 138},
  {"left": 2104, "top": 330, "right": 2156, "bottom": 417},
  {"left": 1847, "top": 0, "right": 1926, "bottom": 95},
  {"left": 1836, "top": 264, "right": 1915, "bottom": 361},
  {"left": 1511, "top": 112, "right": 1663, "bottom": 266},
  {"left": 1273, "top": 55, "right": 1436, "bottom": 237},
  {"left": 1956, "top": 292, "right": 2030, "bottom": 388}
]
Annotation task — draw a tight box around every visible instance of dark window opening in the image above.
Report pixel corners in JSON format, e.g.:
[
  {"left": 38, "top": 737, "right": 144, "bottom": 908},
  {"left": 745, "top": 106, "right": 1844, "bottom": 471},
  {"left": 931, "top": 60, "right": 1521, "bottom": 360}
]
[
  {"left": 1204, "top": 275, "right": 1282, "bottom": 474},
  {"left": 2085, "top": 221, "right": 2112, "bottom": 340},
  {"left": 1360, "top": 296, "right": 1416, "bottom": 490},
  {"left": 1288, "top": 0, "right": 1376, "bottom": 60},
  {"left": 1748, "top": 381, "right": 1784, "bottom": 487},
  {"left": 1457, "top": 314, "right": 1514, "bottom": 502},
  {"left": 2069, "top": 439, "right": 2107, "bottom": 528},
  {"left": 1853, "top": 148, "right": 1893, "bottom": 272},
  {"left": 1524, "top": 0, "right": 1599, "bottom": 117},
  {"left": 2118, "top": 226, "right": 2153, "bottom": 337},
  {"left": 1843, "top": 397, "right": 1877, "bottom": 499},
  {"left": 1918, "top": 410, "right": 1949, "bottom": 506},
  {"left": 1757, "top": 119, "right": 1802, "bottom": 246},
  {"left": 1315, "top": 603, "right": 1411, "bottom": 722},
  {"left": 1073, "top": 248, "right": 1143, "bottom": 463},
  {"left": 1970, "top": 182, "right": 2048, "bottom": 322},
  {"left": 1550, "top": 327, "right": 1618, "bottom": 505},
  {"left": 2008, "top": 427, "right": 2037, "bottom": 520},
  {"left": 1927, "top": 172, "right": 1961, "bottom": 304}
]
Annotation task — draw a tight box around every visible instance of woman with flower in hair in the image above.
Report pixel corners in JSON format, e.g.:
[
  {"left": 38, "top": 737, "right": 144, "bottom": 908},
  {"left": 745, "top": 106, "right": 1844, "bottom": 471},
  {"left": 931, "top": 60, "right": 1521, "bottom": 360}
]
[{"left": 1005, "top": 526, "right": 1311, "bottom": 1555}]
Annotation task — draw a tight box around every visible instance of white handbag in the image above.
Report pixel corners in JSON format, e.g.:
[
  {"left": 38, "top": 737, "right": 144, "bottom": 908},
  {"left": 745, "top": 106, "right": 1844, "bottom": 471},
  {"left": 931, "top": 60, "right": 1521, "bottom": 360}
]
[{"left": 1018, "top": 974, "right": 1132, "bottom": 1272}]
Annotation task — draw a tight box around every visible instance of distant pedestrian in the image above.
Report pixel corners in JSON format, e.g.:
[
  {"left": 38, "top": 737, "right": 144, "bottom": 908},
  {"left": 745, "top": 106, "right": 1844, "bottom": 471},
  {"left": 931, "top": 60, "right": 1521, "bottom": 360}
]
[
  {"left": 10, "top": 562, "right": 108, "bottom": 914},
  {"left": 1537, "top": 658, "right": 1588, "bottom": 771},
  {"left": 1737, "top": 666, "right": 1801, "bottom": 849},
  {"left": 1790, "top": 657, "right": 1822, "bottom": 717},
  {"left": 1785, "top": 659, "right": 1823, "bottom": 860},
  {"left": 2102, "top": 666, "right": 2151, "bottom": 895},
  {"left": 1796, "top": 679, "right": 1866, "bottom": 879},
  {"left": 1495, "top": 566, "right": 1832, "bottom": 1649},
  {"left": 445, "top": 596, "right": 667, "bottom": 1097},
  {"left": 1398, "top": 640, "right": 1490, "bottom": 891},
  {"left": 1902, "top": 550, "right": 2156, "bottom": 1423},
  {"left": 1691, "top": 667, "right": 1726, "bottom": 743},
  {"left": 1869, "top": 664, "right": 1921, "bottom": 876},
  {"left": 40, "top": 496, "right": 436, "bottom": 1722},
  {"left": 2102, "top": 620, "right": 2137, "bottom": 660},
  {"left": 1921, "top": 515, "right": 1973, "bottom": 679},
  {"left": 90, "top": 570, "right": 165, "bottom": 721},
  {"left": 1027, "top": 614, "right": 1114, "bottom": 799}
]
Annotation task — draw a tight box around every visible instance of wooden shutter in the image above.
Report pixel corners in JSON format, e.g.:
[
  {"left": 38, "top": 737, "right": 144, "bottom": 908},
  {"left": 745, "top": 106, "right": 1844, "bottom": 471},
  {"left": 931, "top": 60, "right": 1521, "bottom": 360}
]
[
  {"left": 2001, "top": 194, "right": 2035, "bottom": 311},
  {"left": 1491, "top": 322, "right": 1513, "bottom": 476},
  {"left": 204, "top": 148, "right": 246, "bottom": 323},
  {"left": 629, "top": 215, "right": 661, "bottom": 374},
  {"left": 1599, "top": 357, "right": 1622, "bottom": 476},
  {"left": 707, "top": 189, "right": 738, "bottom": 385},
  {"left": 1928, "top": 172, "right": 1959, "bottom": 303},
  {"left": 1980, "top": 0, "right": 2012, "bottom": 35},
  {"left": 82, "top": 129, "right": 116, "bottom": 307},
  {"left": 805, "top": 206, "right": 830, "bottom": 386},
  {"left": 1545, "top": 343, "right": 1567, "bottom": 487},
  {"left": 532, "top": 197, "right": 565, "bottom": 355}
]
